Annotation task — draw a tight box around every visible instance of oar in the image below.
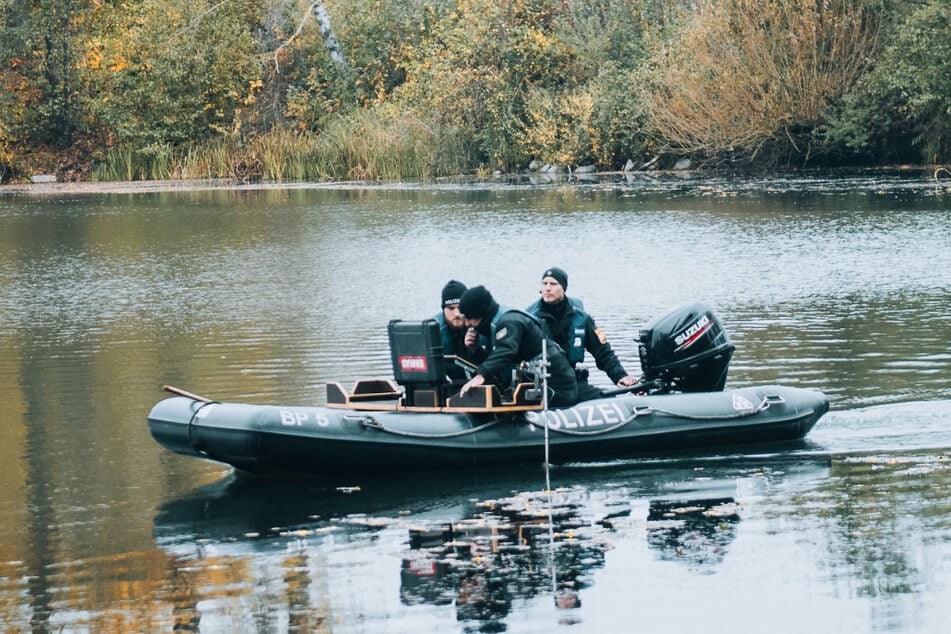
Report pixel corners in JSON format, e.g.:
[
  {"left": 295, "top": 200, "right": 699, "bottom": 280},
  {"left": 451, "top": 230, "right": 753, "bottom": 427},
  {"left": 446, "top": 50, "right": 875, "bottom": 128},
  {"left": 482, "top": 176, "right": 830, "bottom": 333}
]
[{"left": 163, "top": 384, "right": 214, "bottom": 403}]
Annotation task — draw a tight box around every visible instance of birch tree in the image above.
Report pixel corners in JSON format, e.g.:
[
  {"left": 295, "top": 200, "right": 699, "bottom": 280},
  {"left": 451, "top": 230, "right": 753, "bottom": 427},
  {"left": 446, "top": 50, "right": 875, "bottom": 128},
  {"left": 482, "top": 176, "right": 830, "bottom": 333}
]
[{"left": 276, "top": 0, "right": 348, "bottom": 72}]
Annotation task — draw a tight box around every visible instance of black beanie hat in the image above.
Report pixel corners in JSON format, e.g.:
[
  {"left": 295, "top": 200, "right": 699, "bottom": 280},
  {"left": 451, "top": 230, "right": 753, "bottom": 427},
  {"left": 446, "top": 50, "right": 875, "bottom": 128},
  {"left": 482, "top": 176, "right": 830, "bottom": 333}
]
[
  {"left": 542, "top": 267, "right": 568, "bottom": 290},
  {"left": 459, "top": 285, "right": 498, "bottom": 320},
  {"left": 441, "top": 280, "right": 467, "bottom": 307}
]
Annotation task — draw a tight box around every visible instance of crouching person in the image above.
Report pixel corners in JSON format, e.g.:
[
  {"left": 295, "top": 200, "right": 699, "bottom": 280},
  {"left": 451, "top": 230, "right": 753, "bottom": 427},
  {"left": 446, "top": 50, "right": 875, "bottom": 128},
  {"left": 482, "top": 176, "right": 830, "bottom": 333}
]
[{"left": 458, "top": 285, "right": 578, "bottom": 408}]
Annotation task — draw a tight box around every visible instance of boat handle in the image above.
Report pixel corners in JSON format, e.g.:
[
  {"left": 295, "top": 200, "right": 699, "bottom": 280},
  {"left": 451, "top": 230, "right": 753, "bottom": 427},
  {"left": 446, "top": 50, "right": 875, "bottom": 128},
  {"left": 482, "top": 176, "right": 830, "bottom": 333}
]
[
  {"left": 344, "top": 414, "right": 380, "bottom": 428},
  {"left": 764, "top": 394, "right": 785, "bottom": 404}
]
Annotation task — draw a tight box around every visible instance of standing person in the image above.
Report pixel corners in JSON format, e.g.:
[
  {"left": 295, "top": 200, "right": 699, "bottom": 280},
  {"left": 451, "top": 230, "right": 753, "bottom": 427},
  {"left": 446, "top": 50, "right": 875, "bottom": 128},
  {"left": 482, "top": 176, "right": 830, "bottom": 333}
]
[
  {"left": 527, "top": 267, "right": 637, "bottom": 402},
  {"left": 458, "top": 285, "right": 578, "bottom": 408},
  {"left": 434, "top": 280, "right": 486, "bottom": 381}
]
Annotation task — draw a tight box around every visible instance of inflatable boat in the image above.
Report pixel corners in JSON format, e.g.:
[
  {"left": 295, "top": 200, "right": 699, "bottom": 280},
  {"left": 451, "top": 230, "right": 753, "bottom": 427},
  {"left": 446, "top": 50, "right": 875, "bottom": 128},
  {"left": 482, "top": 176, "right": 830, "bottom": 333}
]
[{"left": 147, "top": 303, "right": 830, "bottom": 476}]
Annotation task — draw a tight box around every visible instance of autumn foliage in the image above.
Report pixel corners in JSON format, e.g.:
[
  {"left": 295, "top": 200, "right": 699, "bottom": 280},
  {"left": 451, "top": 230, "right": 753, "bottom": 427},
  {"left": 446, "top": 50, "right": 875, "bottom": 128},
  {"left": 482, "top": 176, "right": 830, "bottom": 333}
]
[
  {"left": 644, "top": 0, "right": 883, "bottom": 164},
  {"left": 0, "top": 0, "right": 947, "bottom": 182}
]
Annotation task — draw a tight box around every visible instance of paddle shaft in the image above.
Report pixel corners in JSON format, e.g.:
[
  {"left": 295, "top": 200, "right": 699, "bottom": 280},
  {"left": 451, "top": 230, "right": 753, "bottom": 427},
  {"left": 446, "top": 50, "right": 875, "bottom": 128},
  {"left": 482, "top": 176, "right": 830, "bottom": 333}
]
[{"left": 163, "top": 384, "right": 214, "bottom": 403}]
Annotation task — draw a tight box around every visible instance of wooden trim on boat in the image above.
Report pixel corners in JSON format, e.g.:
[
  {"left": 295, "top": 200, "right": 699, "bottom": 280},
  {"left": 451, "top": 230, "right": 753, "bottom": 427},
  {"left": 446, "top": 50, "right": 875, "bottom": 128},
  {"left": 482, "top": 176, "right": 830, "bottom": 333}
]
[{"left": 325, "top": 380, "right": 544, "bottom": 413}]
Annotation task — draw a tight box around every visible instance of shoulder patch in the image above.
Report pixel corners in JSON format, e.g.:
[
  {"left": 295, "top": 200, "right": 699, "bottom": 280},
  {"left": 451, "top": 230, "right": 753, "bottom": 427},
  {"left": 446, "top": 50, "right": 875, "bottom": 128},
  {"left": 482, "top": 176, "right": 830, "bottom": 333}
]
[
  {"left": 594, "top": 327, "right": 608, "bottom": 344},
  {"left": 496, "top": 326, "right": 508, "bottom": 340}
]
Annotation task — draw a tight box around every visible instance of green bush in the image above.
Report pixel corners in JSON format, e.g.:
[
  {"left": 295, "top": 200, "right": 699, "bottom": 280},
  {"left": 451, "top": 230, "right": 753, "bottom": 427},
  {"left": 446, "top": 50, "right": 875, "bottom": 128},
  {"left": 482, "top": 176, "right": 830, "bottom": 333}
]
[
  {"left": 392, "top": 0, "right": 582, "bottom": 169},
  {"left": 88, "top": 0, "right": 262, "bottom": 148},
  {"left": 283, "top": 1, "right": 450, "bottom": 132},
  {"left": 392, "top": 0, "right": 651, "bottom": 170},
  {"left": 819, "top": 0, "right": 951, "bottom": 164}
]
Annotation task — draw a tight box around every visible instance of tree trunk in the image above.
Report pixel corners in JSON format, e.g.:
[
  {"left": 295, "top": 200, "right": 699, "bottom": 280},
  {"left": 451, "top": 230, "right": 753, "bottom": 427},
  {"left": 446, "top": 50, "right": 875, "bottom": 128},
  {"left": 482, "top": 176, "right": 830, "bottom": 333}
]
[{"left": 312, "top": 1, "right": 348, "bottom": 71}]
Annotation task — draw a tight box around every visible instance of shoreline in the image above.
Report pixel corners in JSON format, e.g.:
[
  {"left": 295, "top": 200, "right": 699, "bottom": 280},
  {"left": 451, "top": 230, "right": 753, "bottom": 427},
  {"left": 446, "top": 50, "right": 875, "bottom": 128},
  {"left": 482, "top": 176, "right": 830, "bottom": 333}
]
[
  {"left": 0, "top": 178, "right": 335, "bottom": 195},
  {"left": 0, "top": 165, "right": 943, "bottom": 196}
]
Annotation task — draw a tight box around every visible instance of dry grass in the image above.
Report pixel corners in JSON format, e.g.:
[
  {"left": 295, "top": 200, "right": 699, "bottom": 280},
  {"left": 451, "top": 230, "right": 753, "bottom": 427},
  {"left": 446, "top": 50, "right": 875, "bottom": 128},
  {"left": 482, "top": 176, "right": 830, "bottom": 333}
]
[
  {"left": 646, "top": 0, "right": 882, "bottom": 162},
  {"left": 94, "top": 109, "right": 474, "bottom": 182}
]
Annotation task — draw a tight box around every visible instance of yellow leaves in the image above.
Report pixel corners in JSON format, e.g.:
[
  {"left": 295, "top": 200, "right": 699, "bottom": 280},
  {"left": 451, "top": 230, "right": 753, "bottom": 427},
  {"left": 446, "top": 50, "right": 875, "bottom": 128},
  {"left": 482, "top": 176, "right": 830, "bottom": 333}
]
[
  {"left": 80, "top": 36, "right": 130, "bottom": 74},
  {"left": 242, "top": 79, "right": 262, "bottom": 106},
  {"left": 529, "top": 28, "right": 554, "bottom": 51},
  {"left": 285, "top": 99, "right": 308, "bottom": 119},
  {"left": 521, "top": 87, "right": 597, "bottom": 166},
  {"left": 83, "top": 48, "right": 104, "bottom": 70}
]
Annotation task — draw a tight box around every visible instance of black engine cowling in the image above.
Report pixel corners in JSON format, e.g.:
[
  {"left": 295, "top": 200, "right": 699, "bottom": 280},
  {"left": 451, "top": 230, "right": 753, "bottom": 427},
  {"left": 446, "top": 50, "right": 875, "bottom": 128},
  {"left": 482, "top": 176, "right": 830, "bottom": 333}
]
[{"left": 638, "top": 302, "right": 734, "bottom": 393}]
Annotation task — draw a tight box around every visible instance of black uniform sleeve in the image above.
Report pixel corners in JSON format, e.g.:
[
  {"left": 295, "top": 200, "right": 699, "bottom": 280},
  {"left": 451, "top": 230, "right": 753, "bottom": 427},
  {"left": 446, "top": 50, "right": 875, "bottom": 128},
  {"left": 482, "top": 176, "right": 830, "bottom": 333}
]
[
  {"left": 466, "top": 342, "right": 488, "bottom": 365},
  {"left": 475, "top": 317, "right": 525, "bottom": 384},
  {"left": 584, "top": 314, "right": 629, "bottom": 384}
]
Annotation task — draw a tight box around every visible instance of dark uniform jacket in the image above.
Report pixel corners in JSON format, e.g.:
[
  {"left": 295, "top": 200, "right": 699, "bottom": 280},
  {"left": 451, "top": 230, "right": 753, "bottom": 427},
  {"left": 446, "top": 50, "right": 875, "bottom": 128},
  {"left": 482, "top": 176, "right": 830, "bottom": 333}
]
[
  {"left": 434, "top": 312, "right": 487, "bottom": 381},
  {"left": 473, "top": 306, "right": 578, "bottom": 407},
  {"left": 527, "top": 297, "right": 629, "bottom": 385}
]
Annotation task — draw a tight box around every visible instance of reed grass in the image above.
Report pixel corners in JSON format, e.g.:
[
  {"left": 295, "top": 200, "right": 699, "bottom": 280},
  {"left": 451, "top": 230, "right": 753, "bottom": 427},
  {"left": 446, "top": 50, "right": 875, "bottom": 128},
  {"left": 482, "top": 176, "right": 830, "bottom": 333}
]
[
  {"left": 94, "top": 143, "right": 176, "bottom": 181},
  {"left": 92, "top": 109, "right": 477, "bottom": 183},
  {"left": 314, "top": 109, "right": 475, "bottom": 180}
]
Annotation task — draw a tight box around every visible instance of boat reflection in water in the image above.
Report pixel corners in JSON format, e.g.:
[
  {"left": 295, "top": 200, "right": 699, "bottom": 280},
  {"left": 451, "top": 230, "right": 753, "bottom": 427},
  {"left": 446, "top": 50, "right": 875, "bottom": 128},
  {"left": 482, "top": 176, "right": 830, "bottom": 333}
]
[
  {"left": 152, "top": 459, "right": 822, "bottom": 630},
  {"left": 399, "top": 493, "right": 742, "bottom": 627},
  {"left": 645, "top": 497, "right": 741, "bottom": 566},
  {"left": 398, "top": 489, "right": 608, "bottom": 627}
]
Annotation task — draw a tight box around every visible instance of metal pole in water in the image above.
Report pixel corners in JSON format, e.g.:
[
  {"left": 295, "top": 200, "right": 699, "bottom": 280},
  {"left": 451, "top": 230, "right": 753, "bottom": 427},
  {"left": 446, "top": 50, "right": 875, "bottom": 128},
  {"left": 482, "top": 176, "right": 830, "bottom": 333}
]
[
  {"left": 542, "top": 338, "right": 551, "bottom": 492},
  {"left": 541, "top": 337, "right": 557, "bottom": 599}
]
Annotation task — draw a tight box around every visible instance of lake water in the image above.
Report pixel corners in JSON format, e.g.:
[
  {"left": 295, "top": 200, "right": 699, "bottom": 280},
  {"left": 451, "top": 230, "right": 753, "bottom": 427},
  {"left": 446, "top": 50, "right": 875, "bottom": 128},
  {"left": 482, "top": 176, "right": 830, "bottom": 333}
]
[{"left": 1, "top": 170, "right": 949, "bottom": 632}]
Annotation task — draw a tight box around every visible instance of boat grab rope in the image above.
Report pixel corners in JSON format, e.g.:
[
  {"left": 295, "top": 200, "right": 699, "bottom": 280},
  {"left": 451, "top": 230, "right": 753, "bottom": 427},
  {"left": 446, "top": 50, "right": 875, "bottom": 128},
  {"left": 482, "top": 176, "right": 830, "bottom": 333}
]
[
  {"left": 343, "top": 414, "right": 510, "bottom": 439},
  {"left": 539, "top": 395, "right": 774, "bottom": 436},
  {"left": 647, "top": 395, "right": 774, "bottom": 421},
  {"left": 344, "top": 395, "right": 775, "bottom": 439}
]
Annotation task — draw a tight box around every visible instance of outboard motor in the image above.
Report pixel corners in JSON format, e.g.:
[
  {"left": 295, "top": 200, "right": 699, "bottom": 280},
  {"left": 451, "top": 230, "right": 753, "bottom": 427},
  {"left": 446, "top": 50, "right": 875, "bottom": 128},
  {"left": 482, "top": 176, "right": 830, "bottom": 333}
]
[{"left": 638, "top": 302, "right": 734, "bottom": 393}]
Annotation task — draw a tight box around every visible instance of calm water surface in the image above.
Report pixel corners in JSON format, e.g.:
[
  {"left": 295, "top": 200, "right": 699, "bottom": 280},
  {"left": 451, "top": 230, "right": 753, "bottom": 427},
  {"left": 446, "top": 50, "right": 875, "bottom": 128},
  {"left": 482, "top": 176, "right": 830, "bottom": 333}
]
[{"left": 0, "top": 171, "right": 949, "bottom": 632}]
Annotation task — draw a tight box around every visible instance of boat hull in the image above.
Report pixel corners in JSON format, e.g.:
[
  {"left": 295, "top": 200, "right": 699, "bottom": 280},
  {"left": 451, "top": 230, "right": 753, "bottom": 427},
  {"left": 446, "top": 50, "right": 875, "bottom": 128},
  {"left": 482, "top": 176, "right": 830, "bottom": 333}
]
[{"left": 147, "top": 385, "right": 829, "bottom": 476}]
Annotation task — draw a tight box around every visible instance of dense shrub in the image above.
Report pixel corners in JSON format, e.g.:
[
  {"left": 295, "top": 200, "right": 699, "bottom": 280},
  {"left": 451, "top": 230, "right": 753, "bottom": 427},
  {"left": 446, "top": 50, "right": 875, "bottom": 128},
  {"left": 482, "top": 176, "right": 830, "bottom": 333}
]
[
  {"left": 644, "top": 0, "right": 884, "bottom": 166},
  {"left": 819, "top": 0, "right": 951, "bottom": 164},
  {"left": 88, "top": 0, "right": 262, "bottom": 147},
  {"left": 391, "top": 0, "right": 651, "bottom": 170},
  {"left": 282, "top": 1, "right": 449, "bottom": 131},
  {"left": 0, "top": 0, "right": 108, "bottom": 177}
]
